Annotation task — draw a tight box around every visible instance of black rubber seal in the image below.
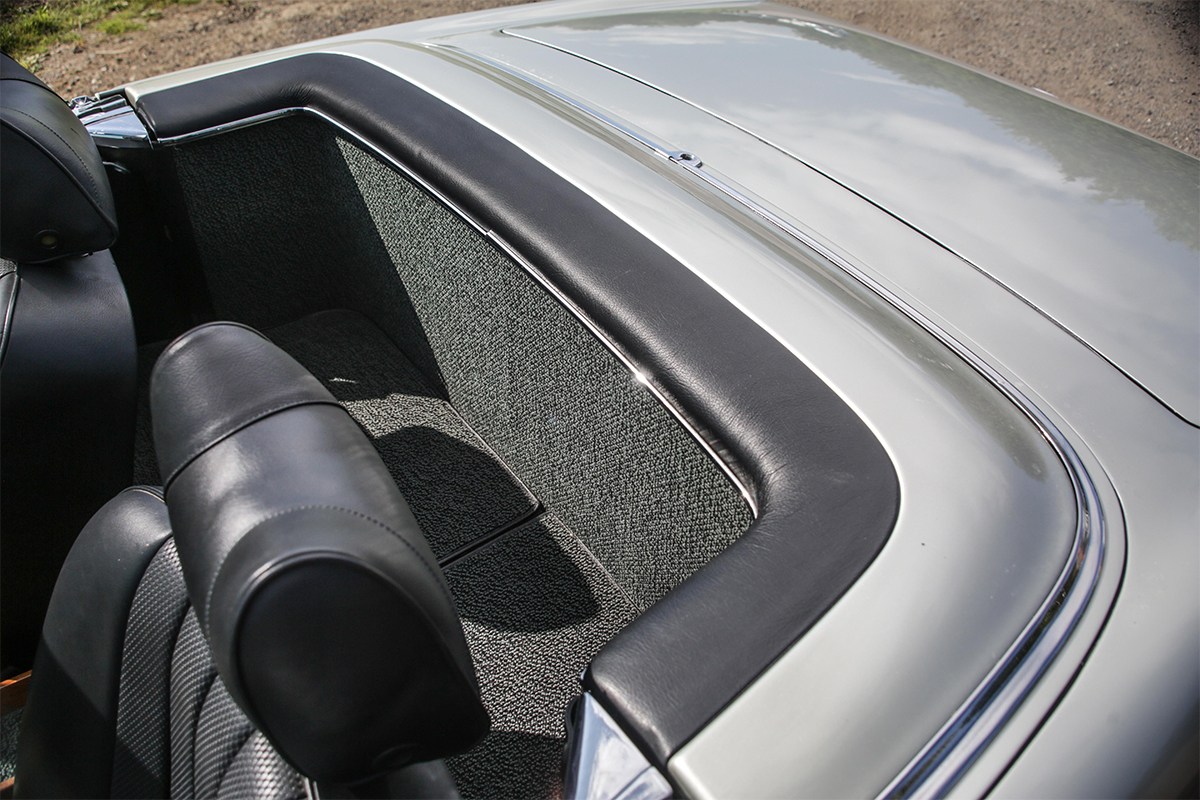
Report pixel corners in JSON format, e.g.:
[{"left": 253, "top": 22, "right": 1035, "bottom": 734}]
[{"left": 135, "top": 52, "right": 900, "bottom": 765}]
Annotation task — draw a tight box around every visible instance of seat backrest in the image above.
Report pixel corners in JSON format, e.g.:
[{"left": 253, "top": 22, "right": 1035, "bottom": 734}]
[
  {"left": 0, "top": 54, "right": 136, "bottom": 674},
  {"left": 152, "top": 322, "right": 489, "bottom": 784},
  {"left": 15, "top": 322, "right": 488, "bottom": 797},
  {"left": 0, "top": 54, "right": 117, "bottom": 263}
]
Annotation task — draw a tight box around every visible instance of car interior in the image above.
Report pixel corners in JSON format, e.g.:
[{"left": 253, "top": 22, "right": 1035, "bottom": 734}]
[{"left": 0, "top": 51, "right": 898, "bottom": 798}]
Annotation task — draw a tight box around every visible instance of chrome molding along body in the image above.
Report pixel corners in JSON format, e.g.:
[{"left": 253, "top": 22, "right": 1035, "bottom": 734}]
[
  {"left": 127, "top": 45, "right": 1104, "bottom": 796},
  {"left": 416, "top": 45, "right": 1107, "bottom": 799}
]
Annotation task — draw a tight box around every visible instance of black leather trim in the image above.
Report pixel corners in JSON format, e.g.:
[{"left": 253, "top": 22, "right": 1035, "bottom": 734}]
[
  {"left": 15, "top": 487, "right": 172, "bottom": 799},
  {"left": 1, "top": 54, "right": 117, "bottom": 263},
  {"left": 135, "top": 54, "right": 900, "bottom": 763},
  {"left": 156, "top": 323, "right": 489, "bottom": 784}
]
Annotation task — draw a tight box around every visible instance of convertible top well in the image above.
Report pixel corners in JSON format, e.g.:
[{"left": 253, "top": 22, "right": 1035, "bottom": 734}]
[{"left": 131, "top": 50, "right": 899, "bottom": 764}]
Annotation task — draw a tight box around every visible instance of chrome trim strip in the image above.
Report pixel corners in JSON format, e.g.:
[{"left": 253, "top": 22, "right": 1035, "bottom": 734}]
[
  {"left": 152, "top": 106, "right": 311, "bottom": 145},
  {"left": 72, "top": 94, "right": 151, "bottom": 143},
  {"left": 418, "top": 44, "right": 1106, "bottom": 799},
  {"left": 149, "top": 99, "right": 758, "bottom": 515}
]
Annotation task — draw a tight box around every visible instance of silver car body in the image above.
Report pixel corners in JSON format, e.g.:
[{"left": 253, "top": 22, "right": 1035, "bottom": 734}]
[{"left": 110, "top": 1, "right": 1200, "bottom": 795}]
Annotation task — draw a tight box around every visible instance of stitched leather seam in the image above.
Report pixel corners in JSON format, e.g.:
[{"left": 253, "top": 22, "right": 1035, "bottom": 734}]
[
  {"left": 162, "top": 399, "right": 343, "bottom": 489},
  {"left": 203, "top": 504, "right": 453, "bottom": 622}
]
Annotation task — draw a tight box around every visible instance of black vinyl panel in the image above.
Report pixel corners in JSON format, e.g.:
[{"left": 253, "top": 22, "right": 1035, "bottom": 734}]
[{"left": 135, "top": 54, "right": 900, "bottom": 764}]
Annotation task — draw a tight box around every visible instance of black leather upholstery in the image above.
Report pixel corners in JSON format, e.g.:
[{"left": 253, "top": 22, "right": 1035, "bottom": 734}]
[
  {"left": 17, "top": 490, "right": 307, "bottom": 799},
  {"left": 17, "top": 322, "right": 488, "bottom": 796},
  {"left": 0, "top": 53, "right": 136, "bottom": 674},
  {"left": 0, "top": 54, "right": 117, "bottom": 263},
  {"left": 0, "top": 250, "right": 137, "bottom": 672},
  {"left": 15, "top": 487, "right": 173, "bottom": 798},
  {"left": 153, "top": 322, "right": 489, "bottom": 784},
  {"left": 135, "top": 53, "right": 900, "bottom": 763}
]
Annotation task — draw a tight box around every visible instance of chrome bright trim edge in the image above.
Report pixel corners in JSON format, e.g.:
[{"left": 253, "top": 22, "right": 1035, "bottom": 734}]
[
  {"left": 565, "top": 693, "right": 673, "bottom": 800},
  {"left": 72, "top": 94, "right": 151, "bottom": 143},
  {"left": 147, "top": 92, "right": 758, "bottom": 516},
  {"left": 419, "top": 43, "right": 1107, "bottom": 800},
  {"left": 152, "top": 106, "right": 310, "bottom": 145}
]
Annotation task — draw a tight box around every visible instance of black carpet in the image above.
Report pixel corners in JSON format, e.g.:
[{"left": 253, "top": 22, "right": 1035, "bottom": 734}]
[
  {"left": 444, "top": 513, "right": 638, "bottom": 800},
  {"left": 266, "top": 310, "right": 539, "bottom": 560},
  {"left": 175, "top": 116, "right": 752, "bottom": 609},
  {"left": 146, "top": 114, "right": 758, "bottom": 798}
]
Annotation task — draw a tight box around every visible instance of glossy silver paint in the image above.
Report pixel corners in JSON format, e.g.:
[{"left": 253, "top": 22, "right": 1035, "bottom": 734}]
[
  {"left": 423, "top": 42, "right": 1106, "bottom": 798},
  {"left": 115, "top": 1, "right": 1197, "bottom": 795},
  {"left": 506, "top": 7, "right": 1200, "bottom": 424}
]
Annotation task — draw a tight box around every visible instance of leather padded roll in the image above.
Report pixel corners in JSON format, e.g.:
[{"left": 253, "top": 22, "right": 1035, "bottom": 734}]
[
  {"left": 151, "top": 322, "right": 489, "bottom": 785},
  {"left": 0, "top": 54, "right": 117, "bottom": 263}
]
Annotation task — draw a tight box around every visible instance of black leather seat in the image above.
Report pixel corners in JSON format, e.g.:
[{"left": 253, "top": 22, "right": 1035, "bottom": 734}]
[
  {"left": 15, "top": 322, "right": 489, "bottom": 798},
  {"left": 1, "top": 53, "right": 138, "bottom": 673}
]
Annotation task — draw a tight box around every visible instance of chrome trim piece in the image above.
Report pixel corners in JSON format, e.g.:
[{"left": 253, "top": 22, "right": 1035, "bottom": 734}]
[
  {"left": 565, "top": 693, "right": 673, "bottom": 800},
  {"left": 147, "top": 96, "right": 759, "bottom": 515},
  {"left": 72, "top": 94, "right": 151, "bottom": 144},
  {"left": 418, "top": 45, "right": 1107, "bottom": 798},
  {"left": 152, "top": 106, "right": 310, "bottom": 146}
]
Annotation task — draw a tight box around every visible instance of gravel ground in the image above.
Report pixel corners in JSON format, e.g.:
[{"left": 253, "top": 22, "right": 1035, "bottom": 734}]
[{"left": 27, "top": 0, "right": 1200, "bottom": 157}]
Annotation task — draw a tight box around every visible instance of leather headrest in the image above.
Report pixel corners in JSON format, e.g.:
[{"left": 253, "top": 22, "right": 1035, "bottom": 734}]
[
  {"left": 151, "top": 322, "right": 489, "bottom": 784},
  {"left": 1, "top": 54, "right": 117, "bottom": 263}
]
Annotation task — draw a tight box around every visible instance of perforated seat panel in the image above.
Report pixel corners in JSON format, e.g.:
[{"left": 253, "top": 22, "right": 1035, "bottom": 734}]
[{"left": 111, "top": 537, "right": 304, "bottom": 800}]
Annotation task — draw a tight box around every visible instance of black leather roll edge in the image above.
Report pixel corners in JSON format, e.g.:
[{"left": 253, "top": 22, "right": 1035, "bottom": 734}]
[{"left": 136, "top": 55, "right": 900, "bottom": 764}]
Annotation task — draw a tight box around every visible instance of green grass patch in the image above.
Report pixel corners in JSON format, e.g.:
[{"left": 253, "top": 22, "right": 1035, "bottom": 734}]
[
  {"left": 96, "top": 15, "right": 145, "bottom": 34},
  {"left": 0, "top": 0, "right": 196, "bottom": 63}
]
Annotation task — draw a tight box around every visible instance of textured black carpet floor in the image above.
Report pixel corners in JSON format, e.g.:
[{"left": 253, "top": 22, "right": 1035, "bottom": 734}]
[
  {"left": 0, "top": 708, "right": 20, "bottom": 782},
  {"left": 268, "top": 312, "right": 634, "bottom": 796},
  {"left": 444, "top": 513, "right": 637, "bottom": 800},
  {"left": 133, "top": 310, "right": 539, "bottom": 560},
  {"left": 266, "top": 310, "right": 539, "bottom": 559}
]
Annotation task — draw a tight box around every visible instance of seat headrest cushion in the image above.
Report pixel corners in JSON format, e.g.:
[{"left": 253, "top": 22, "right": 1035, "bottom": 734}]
[
  {"left": 1, "top": 54, "right": 117, "bottom": 263},
  {"left": 151, "top": 322, "right": 489, "bottom": 784}
]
